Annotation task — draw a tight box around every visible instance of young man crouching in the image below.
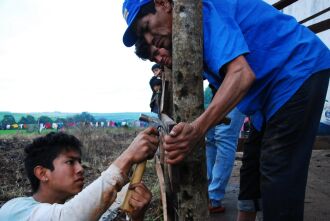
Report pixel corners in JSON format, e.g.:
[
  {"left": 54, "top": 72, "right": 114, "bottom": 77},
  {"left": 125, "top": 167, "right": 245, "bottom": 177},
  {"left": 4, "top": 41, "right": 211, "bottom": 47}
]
[{"left": 0, "top": 129, "right": 158, "bottom": 221}]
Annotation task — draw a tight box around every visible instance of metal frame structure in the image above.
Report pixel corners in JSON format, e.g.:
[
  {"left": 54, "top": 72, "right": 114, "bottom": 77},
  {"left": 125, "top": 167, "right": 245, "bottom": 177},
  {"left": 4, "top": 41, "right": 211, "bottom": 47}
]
[{"left": 273, "top": 0, "right": 330, "bottom": 33}]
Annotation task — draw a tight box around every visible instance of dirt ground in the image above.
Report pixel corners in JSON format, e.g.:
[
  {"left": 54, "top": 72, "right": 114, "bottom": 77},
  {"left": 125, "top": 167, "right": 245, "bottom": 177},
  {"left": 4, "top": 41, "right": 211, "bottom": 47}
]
[{"left": 210, "top": 136, "right": 330, "bottom": 221}]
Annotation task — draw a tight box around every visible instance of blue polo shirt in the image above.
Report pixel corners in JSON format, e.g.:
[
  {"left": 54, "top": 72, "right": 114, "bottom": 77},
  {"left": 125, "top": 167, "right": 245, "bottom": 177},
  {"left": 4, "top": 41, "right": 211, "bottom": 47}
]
[{"left": 202, "top": 0, "right": 330, "bottom": 130}]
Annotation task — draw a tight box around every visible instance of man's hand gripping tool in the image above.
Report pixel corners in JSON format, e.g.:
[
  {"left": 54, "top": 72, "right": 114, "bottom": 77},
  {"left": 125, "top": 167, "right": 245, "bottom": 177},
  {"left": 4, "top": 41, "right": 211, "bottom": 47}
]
[{"left": 120, "top": 114, "right": 175, "bottom": 214}]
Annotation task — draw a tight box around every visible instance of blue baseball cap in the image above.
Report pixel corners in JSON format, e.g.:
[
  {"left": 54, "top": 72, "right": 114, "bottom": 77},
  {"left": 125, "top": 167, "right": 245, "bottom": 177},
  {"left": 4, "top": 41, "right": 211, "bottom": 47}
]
[{"left": 122, "top": 0, "right": 151, "bottom": 47}]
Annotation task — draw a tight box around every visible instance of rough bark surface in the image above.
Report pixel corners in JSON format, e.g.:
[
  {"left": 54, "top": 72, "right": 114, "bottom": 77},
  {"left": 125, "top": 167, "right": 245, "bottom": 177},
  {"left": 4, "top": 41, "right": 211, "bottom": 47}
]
[{"left": 172, "top": 0, "right": 208, "bottom": 220}]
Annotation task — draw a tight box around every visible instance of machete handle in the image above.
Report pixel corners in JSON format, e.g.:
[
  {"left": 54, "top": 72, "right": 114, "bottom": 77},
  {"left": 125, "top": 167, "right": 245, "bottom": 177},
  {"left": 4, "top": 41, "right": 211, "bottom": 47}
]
[{"left": 120, "top": 161, "right": 147, "bottom": 214}]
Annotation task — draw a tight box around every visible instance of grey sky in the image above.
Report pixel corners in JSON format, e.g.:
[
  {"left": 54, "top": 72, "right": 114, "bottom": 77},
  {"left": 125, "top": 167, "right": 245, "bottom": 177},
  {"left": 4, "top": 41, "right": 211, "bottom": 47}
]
[
  {"left": 0, "top": 0, "right": 329, "bottom": 113},
  {"left": 0, "top": 0, "right": 153, "bottom": 113}
]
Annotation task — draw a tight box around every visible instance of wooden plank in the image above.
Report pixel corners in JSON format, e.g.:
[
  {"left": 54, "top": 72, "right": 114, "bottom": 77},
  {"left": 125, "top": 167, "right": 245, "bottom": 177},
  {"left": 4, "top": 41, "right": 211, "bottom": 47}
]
[
  {"left": 160, "top": 67, "right": 173, "bottom": 117},
  {"left": 272, "top": 1, "right": 329, "bottom": 34},
  {"left": 273, "top": 0, "right": 298, "bottom": 10},
  {"left": 299, "top": 7, "right": 330, "bottom": 24},
  {"left": 155, "top": 156, "right": 169, "bottom": 221},
  {"left": 308, "top": 18, "right": 330, "bottom": 33}
]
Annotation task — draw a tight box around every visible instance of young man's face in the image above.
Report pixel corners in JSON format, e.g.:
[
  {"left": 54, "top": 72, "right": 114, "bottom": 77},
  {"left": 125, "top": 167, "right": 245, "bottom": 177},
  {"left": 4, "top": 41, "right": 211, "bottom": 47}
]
[
  {"left": 152, "top": 67, "right": 162, "bottom": 76},
  {"left": 134, "top": 0, "right": 173, "bottom": 50},
  {"left": 150, "top": 46, "right": 172, "bottom": 68},
  {"left": 46, "top": 150, "right": 84, "bottom": 198}
]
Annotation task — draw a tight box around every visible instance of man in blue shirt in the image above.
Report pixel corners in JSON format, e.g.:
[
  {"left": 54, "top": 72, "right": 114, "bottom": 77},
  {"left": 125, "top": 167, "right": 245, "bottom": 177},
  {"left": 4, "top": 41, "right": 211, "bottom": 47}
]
[
  {"left": 135, "top": 40, "right": 246, "bottom": 213},
  {"left": 122, "top": 0, "right": 330, "bottom": 220}
]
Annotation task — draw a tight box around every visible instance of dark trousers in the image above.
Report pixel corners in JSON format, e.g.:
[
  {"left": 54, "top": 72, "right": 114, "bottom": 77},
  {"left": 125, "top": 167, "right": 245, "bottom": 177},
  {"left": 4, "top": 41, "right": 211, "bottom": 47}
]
[{"left": 238, "top": 70, "right": 330, "bottom": 221}]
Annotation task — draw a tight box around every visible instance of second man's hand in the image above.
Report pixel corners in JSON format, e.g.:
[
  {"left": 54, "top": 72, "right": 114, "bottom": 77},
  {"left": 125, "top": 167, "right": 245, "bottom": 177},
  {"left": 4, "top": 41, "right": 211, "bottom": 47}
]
[{"left": 163, "top": 122, "right": 204, "bottom": 164}]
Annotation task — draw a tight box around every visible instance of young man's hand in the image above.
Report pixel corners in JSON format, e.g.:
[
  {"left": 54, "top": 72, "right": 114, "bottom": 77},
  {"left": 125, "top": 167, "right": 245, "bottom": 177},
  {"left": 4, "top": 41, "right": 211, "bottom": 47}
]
[
  {"left": 114, "top": 127, "right": 159, "bottom": 174},
  {"left": 129, "top": 183, "right": 152, "bottom": 221},
  {"left": 126, "top": 127, "right": 159, "bottom": 163}
]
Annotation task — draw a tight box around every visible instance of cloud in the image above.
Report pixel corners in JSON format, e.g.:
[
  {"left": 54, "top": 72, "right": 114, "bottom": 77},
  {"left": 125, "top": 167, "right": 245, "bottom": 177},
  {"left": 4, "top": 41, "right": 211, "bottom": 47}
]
[{"left": 0, "top": 0, "right": 153, "bottom": 113}]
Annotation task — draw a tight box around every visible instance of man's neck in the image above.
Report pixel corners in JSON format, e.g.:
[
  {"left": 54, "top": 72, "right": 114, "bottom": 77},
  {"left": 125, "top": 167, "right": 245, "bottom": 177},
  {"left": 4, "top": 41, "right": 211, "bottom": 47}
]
[{"left": 33, "top": 187, "right": 67, "bottom": 204}]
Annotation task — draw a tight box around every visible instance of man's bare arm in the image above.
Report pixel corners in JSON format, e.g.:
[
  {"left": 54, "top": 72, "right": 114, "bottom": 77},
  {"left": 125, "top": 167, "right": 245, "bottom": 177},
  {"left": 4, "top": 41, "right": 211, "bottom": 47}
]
[
  {"left": 164, "top": 55, "right": 255, "bottom": 164},
  {"left": 193, "top": 55, "right": 255, "bottom": 135}
]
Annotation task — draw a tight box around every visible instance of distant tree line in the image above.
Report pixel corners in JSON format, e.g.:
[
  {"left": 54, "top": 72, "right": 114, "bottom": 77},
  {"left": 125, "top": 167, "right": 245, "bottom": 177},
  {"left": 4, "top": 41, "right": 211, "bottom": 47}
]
[{"left": 0, "top": 112, "right": 97, "bottom": 129}]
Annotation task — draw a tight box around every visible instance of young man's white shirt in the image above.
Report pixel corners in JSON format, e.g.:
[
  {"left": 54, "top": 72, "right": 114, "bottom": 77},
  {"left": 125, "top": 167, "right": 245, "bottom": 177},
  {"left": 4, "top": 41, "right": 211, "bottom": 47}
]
[{"left": 0, "top": 164, "right": 128, "bottom": 221}]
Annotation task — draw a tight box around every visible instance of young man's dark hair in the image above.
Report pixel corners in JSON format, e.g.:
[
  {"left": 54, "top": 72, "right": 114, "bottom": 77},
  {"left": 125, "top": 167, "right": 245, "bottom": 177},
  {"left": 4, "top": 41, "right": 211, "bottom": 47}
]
[
  {"left": 149, "top": 75, "right": 162, "bottom": 92},
  {"left": 151, "top": 63, "right": 161, "bottom": 72},
  {"left": 135, "top": 37, "right": 173, "bottom": 68},
  {"left": 24, "top": 132, "right": 82, "bottom": 193},
  {"left": 135, "top": 37, "right": 150, "bottom": 60}
]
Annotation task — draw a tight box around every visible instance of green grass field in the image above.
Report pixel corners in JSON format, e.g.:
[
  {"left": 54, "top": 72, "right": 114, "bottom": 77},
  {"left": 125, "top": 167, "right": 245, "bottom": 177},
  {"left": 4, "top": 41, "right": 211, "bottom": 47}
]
[
  {"left": 0, "top": 129, "right": 57, "bottom": 137},
  {"left": 0, "top": 112, "right": 156, "bottom": 123},
  {"left": 0, "top": 127, "right": 139, "bottom": 138},
  {"left": 0, "top": 130, "right": 31, "bottom": 135}
]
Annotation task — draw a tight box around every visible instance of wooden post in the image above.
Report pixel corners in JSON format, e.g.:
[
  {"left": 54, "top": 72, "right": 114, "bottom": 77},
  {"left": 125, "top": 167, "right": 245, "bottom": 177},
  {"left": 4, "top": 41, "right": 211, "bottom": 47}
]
[
  {"left": 160, "top": 67, "right": 177, "bottom": 221},
  {"left": 172, "top": 0, "right": 208, "bottom": 220}
]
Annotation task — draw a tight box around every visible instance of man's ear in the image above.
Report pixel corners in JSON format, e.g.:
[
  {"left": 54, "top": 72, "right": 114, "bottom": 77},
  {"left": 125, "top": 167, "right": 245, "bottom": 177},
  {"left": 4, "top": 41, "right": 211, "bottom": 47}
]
[
  {"left": 34, "top": 166, "right": 49, "bottom": 182},
  {"left": 154, "top": 0, "right": 172, "bottom": 13}
]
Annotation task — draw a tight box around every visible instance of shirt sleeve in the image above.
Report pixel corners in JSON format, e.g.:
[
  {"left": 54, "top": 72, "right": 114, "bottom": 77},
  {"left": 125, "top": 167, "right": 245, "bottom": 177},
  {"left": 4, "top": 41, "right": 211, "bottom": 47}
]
[
  {"left": 27, "top": 164, "right": 128, "bottom": 221},
  {"left": 203, "top": 0, "right": 249, "bottom": 75}
]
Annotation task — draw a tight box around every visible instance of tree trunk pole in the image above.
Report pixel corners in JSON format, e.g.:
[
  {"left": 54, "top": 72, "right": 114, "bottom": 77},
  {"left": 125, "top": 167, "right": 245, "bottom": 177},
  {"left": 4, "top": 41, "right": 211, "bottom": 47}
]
[{"left": 172, "top": 0, "right": 208, "bottom": 220}]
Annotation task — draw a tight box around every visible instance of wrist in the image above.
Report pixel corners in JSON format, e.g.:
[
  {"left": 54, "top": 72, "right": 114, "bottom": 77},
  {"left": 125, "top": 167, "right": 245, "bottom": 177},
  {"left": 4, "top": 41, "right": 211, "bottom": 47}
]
[
  {"left": 191, "top": 119, "right": 206, "bottom": 138},
  {"left": 113, "top": 151, "right": 133, "bottom": 176}
]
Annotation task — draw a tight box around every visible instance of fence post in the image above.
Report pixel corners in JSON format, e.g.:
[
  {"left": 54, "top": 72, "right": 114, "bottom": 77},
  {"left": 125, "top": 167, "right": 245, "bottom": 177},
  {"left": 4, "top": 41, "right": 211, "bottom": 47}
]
[{"left": 172, "top": 0, "right": 208, "bottom": 220}]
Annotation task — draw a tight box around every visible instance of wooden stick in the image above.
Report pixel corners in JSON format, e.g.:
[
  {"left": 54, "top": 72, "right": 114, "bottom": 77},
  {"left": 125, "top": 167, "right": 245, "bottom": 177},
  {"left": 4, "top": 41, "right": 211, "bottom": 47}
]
[
  {"left": 155, "top": 156, "right": 169, "bottom": 221},
  {"left": 120, "top": 161, "right": 147, "bottom": 214}
]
